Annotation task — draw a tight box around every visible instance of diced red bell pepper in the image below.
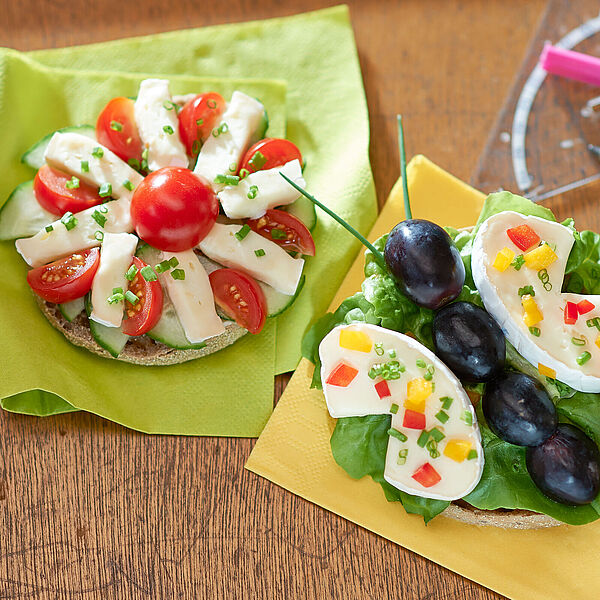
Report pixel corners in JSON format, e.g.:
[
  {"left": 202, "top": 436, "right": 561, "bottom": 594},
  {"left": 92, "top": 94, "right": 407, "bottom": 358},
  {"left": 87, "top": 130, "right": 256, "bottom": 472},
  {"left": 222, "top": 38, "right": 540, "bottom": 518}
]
[
  {"left": 564, "top": 301, "right": 578, "bottom": 325},
  {"left": 412, "top": 463, "right": 442, "bottom": 488},
  {"left": 374, "top": 379, "right": 391, "bottom": 399},
  {"left": 506, "top": 224, "right": 541, "bottom": 252},
  {"left": 325, "top": 362, "right": 358, "bottom": 387},
  {"left": 402, "top": 409, "right": 426, "bottom": 430},
  {"left": 577, "top": 299, "right": 595, "bottom": 315}
]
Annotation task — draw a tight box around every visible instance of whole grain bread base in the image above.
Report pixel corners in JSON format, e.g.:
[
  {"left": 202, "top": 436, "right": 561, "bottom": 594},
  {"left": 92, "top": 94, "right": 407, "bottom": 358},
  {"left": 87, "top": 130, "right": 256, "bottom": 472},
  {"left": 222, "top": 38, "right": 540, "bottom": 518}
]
[{"left": 36, "top": 296, "right": 247, "bottom": 366}]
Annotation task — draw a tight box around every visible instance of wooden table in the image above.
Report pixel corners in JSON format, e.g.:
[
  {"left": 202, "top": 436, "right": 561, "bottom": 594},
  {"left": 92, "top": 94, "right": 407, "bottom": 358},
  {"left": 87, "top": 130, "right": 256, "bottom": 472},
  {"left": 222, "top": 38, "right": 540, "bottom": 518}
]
[{"left": 1, "top": 1, "right": 547, "bottom": 598}]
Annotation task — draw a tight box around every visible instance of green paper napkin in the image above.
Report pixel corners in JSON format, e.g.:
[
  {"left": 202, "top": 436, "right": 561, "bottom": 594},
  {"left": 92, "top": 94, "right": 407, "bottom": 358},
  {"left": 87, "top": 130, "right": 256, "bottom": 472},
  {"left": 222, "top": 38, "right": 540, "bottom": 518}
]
[
  {"left": 0, "top": 49, "right": 287, "bottom": 436},
  {"left": 29, "top": 5, "right": 378, "bottom": 375}
]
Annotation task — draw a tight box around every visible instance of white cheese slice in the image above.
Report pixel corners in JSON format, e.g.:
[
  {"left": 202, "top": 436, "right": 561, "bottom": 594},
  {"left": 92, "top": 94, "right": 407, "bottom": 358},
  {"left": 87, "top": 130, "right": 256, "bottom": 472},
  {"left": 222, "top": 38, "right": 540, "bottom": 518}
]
[
  {"left": 197, "top": 223, "right": 304, "bottom": 295},
  {"left": 134, "top": 79, "right": 188, "bottom": 171},
  {"left": 218, "top": 160, "right": 304, "bottom": 219},
  {"left": 193, "top": 91, "right": 264, "bottom": 190},
  {"left": 319, "top": 324, "right": 484, "bottom": 501},
  {"left": 472, "top": 211, "right": 600, "bottom": 393},
  {"left": 158, "top": 249, "right": 225, "bottom": 343},
  {"left": 44, "top": 132, "right": 143, "bottom": 200},
  {"left": 90, "top": 232, "right": 138, "bottom": 328},
  {"left": 15, "top": 198, "right": 132, "bottom": 267}
]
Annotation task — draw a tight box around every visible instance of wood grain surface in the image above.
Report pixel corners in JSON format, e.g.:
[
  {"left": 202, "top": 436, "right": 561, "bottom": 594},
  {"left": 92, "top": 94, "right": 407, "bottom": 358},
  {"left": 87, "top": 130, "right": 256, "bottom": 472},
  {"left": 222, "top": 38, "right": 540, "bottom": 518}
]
[{"left": 0, "top": 1, "right": 547, "bottom": 598}]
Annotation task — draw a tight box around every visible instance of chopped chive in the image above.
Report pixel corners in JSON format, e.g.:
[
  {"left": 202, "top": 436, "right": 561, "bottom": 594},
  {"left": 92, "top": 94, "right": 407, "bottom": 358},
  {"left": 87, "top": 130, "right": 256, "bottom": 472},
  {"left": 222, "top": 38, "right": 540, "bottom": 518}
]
[
  {"left": 60, "top": 212, "right": 77, "bottom": 231},
  {"left": 112, "top": 287, "right": 123, "bottom": 294},
  {"left": 123, "top": 179, "right": 134, "bottom": 191},
  {"left": 140, "top": 265, "right": 157, "bottom": 281},
  {"left": 529, "top": 326, "right": 541, "bottom": 337},
  {"left": 171, "top": 268, "right": 185, "bottom": 280},
  {"left": 125, "top": 265, "right": 138, "bottom": 281},
  {"left": 247, "top": 185, "right": 259, "bottom": 199},
  {"left": 387, "top": 428, "right": 408, "bottom": 443},
  {"left": 511, "top": 255, "right": 525, "bottom": 270},
  {"left": 518, "top": 285, "right": 535, "bottom": 297},
  {"left": 417, "top": 430, "right": 430, "bottom": 448},
  {"left": 435, "top": 410, "right": 449, "bottom": 424},
  {"left": 45, "top": 224, "right": 54, "bottom": 233},
  {"left": 110, "top": 120, "right": 123, "bottom": 131},
  {"left": 461, "top": 410, "right": 473, "bottom": 426},
  {"left": 142, "top": 148, "right": 149, "bottom": 160},
  {"left": 388, "top": 349, "right": 397, "bottom": 358},
  {"left": 235, "top": 224, "right": 251, "bottom": 241},
  {"left": 416, "top": 358, "right": 426, "bottom": 368},
  {"left": 214, "top": 174, "right": 240, "bottom": 186},
  {"left": 169, "top": 257, "right": 179, "bottom": 268},
  {"left": 397, "top": 448, "right": 408, "bottom": 465},
  {"left": 163, "top": 125, "right": 174, "bottom": 135},
  {"left": 80, "top": 160, "right": 89, "bottom": 172},
  {"left": 94, "top": 230, "right": 104, "bottom": 241},
  {"left": 196, "top": 118, "right": 204, "bottom": 126},
  {"left": 429, "top": 427, "right": 445, "bottom": 443},
  {"left": 440, "top": 396, "right": 453, "bottom": 409},
  {"left": 390, "top": 403, "right": 399, "bottom": 414},
  {"left": 271, "top": 229, "right": 286, "bottom": 240},
  {"left": 248, "top": 150, "right": 267, "bottom": 170},
  {"left": 128, "top": 158, "right": 140, "bottom": 169},
  {"left": 212, "top": 122, "right": 229, "bottom": 137},
  {"left": 577, "top": 351, "right": 592, "bottom": 366},
  {"left": 98, "top": 183, "right": 112, "bottom": 198},
  {"left": 191, "top": 140, "right": 201, "bottom": 155},
  {"left": 91, "top": 210, "right": 107, "bottom": 228},
  {"left": 125, "top": 290, "right": 139, "bottom": 305},
  {"left": 423, "top": 371, "right": 433, "bottom": 381},
  {"left": 92, "top": 146, "right": 104, "bottom": 159},
  {"left": 154, "top": 260, "right": 171, "bottom": 274},
  {"left": 254, "top": 248, "right": 266, "bottom": 257},
  {"left": 65, "top": 176, "right": 80, "bottom": 189},
  {"left": 374, "top": 343, "right": 384, "bottom": 356},
  {"left": 467, "top": 449, "right": 478, "bottom": 461},
  {"left": 207, "top": 99, "right": 218, "bottom": 109},
  {"left": 107, "top": 292, "right": 124, "bottom": 304},
  {"left": 99, "top": 204, "right": 108, "bottom": 213},
  {"left": 163, "top": 100, "right": 176, "bottom": 111},
  {"left": 571, "top": 337, "right": 586, "bottom": 346},
  {"left": 239, "top": 168, "right": 250, "bottom": 179},
  {"left": 228, "top": 162, "right": 237, "bottom": 173}
]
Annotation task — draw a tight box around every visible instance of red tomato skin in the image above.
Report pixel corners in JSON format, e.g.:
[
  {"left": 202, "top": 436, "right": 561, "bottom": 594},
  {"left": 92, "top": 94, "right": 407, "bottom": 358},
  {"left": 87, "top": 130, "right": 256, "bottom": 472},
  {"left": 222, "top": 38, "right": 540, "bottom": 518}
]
[
  {"left": 247, "top": 209, "right": 315, "bottom": 256},
  {"left": 208, "top": 268, "right": 267, "bottom": 335},
  {"left": 178, "top": 92, "right": 226, "bottom": 158},
  {"left": 34, "top": 165, "right": 103, "bottom": 216},
  {"left": 130, "top": 167, "right": 218, "bottom": 252},
  {"left": 239, "top": 138, "right": 302, "bottom": 174},
  {"left": 96, "top": 97, "right": 143, "bottom": 163},
  {"left": 122, "top": 257, "right": 163, "bottom": 336},
  {"left": 27, "top": 248, "right": 100, "bottom": 304}
]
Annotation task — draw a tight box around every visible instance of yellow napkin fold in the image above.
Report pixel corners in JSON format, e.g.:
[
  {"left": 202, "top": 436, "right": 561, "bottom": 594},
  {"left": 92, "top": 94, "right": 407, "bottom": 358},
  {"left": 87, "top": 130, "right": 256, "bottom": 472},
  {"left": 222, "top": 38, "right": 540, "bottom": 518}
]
[{"left": 246, "top": 156, "right": 599, "bottom": 600}]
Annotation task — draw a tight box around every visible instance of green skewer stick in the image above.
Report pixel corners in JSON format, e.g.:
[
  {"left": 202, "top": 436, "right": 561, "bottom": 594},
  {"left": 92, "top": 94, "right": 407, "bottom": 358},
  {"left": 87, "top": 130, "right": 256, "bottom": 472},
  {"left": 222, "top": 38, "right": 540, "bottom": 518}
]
[
  {"left": 279, "top": 173, "right": 387, "bottom": 271},
  {"left": 397, "top": 114, "right": 412, "bottom": 220}
]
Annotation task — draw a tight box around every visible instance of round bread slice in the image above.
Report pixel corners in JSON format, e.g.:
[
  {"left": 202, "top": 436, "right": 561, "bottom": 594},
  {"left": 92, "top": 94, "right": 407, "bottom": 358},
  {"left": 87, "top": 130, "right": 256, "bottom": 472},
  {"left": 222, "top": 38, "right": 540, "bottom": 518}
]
[{"left": 36, "top": 296, "right": 247, "bottom": 366}]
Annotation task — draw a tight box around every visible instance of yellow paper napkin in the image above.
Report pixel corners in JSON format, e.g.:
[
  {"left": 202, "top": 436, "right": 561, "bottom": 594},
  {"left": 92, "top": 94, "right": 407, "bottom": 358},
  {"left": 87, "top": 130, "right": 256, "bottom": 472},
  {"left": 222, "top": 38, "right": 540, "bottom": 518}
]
[{"left": 246, "top": 155, "right": 599, "bottom": 600}]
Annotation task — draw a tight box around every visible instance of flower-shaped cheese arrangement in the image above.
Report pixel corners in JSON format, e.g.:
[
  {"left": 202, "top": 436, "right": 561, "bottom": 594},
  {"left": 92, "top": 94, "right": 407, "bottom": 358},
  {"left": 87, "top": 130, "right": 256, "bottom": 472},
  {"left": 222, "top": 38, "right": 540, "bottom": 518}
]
[
  {"left": 319, "top": 324, "right": 484, "bottom": 501},
  {"left": 472, "top": 212, "right": 600, "bottom": 392}
]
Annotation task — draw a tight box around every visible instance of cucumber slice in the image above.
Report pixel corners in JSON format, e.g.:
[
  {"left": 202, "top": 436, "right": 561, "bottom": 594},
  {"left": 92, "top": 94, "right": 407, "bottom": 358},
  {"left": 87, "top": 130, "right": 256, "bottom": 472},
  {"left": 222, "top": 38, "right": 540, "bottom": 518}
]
[
  {"left": 59, "top": 297, "right": 85, "bottom": 322},
  {"left": 0, "top": 180, "right": 56, "bottom": 241},
  {"left": 259, "top": 275, "right": 305, "bottom": 318},
  {"left": 84, "top": 295, "right": 129, "bottom": 358},
  {"left": 136, "top": 243, "right": 206, "bottom": 350},
  {"left": 284, "top": 195, "right": 317, "bottom": 231},
  {"left": 21, "top": 124, "right": 95, "bottom": 170}
]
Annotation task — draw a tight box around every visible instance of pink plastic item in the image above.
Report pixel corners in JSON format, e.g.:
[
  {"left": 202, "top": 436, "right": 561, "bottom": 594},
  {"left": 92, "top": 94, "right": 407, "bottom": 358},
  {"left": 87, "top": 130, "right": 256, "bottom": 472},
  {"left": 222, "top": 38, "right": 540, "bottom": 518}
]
[{"left": 540, "top": 44, "right": 600, "bottom": 87}]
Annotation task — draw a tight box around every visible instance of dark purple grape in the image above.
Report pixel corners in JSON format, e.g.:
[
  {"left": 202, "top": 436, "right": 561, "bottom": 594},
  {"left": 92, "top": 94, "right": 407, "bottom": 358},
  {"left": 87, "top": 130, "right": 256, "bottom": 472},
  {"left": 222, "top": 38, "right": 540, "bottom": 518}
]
[
  {"left": 384, "top": 220, "right": 465, "bottom": 310},
  {"left": 483, "top": 371, "right": 557, "bottom": 447},
  {"left": 526, "top": 424, "right": 600, "bottom": 505},
  {"left": 433, "top": 301, "right": 505, "bottom": 382}
]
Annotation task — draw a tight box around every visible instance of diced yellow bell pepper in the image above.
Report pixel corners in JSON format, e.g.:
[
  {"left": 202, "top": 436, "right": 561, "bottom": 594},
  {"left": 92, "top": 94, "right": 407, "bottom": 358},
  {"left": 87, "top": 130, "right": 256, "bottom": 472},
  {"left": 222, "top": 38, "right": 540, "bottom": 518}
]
[
  {"left": 521, "top": 294, "right": 543, "bottom": 327},
  {"left": 339, "top": 328, "right": 373, "bottom": 353},
  {"left": 538, "top": 363, "right": 556, "bottom": 379},
  {"left": 524, "top": 244, "right": 557, "bottom": 270},
  {"left": 492, "top": 247, "right": 515, "bottom": 272},
  {"left": 404, "top": 378, "right": 433, "bottom": 412},
  {"left": 443, "top": 439, "right": 472, "bottom": 463}
]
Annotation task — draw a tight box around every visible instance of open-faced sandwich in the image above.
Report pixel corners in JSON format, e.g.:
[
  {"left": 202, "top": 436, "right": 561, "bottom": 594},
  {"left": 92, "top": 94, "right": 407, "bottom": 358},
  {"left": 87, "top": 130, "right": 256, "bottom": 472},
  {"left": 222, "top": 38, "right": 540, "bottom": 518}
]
[
  {"left": 289, "top": 144, "right": 600, "bottom": 529},
  {"left": 0, "top": 79, "right": 315, "bottom": 364}
]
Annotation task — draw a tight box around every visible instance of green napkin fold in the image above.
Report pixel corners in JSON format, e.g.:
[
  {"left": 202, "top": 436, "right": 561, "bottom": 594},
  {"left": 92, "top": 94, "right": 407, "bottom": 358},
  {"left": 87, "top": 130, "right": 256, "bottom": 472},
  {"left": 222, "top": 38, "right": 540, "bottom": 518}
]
[
  {"left": 30, "top": 5, "right": 378, "bottom": 375},
  {"left": 0, "top": 49, "right": 286, "bottom": 436}
]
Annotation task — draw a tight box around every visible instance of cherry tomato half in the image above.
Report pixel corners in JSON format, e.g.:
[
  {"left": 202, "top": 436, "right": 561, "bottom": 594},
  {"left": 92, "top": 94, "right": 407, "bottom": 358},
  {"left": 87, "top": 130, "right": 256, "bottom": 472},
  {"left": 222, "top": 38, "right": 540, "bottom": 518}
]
[
  {"left": 239, "top": 138, "right": 302, "bottom": 174},
  {"left": 34, "top": 165, "right": 103, "bottom": 216},
  {"left": 27, "top": 248, "right": 100, "bottom": 304},
  {"left": 130, "top": 167, "right": 218, "bottom": 252},
  {"left": 96, "top": 97, "right": 143, "bottom": 164},
  {"left": 247, "top": 209, "right": 315, "bottom": 256},
  {"left": 209, "top": 268, "right": 267, "bottom": 335},
  {"left": 178, "top": 92, "right": 226, "bottom": 159},
  {"left": 122, "top": 257, "right": 163, "bottom": 336}
]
